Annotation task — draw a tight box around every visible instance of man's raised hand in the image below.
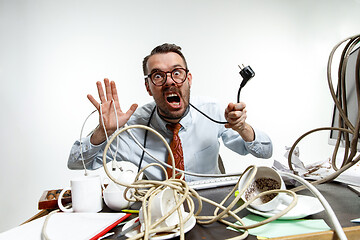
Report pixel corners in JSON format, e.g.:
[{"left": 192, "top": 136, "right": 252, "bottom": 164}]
[{"left": 88, "top": 78, "right": 138, "bottom": 145}]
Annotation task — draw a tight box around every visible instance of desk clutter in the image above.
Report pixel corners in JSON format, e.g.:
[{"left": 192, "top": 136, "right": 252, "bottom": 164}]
[
  {"left": 38, "top": 189, "right": 71, "bottom": 210},
  {"left": 30, "top": 154, "right": 354, "bottom": 240}
]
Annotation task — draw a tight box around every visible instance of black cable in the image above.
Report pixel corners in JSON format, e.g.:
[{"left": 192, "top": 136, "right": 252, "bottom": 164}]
[
  {"left": 190, "top": 65, "right": 255, "bottom": 125},
  {"left": 137, "top": 65, "right": 255, "bottom": 173},
  {"left": 137, "top": 106, "right": 156, "bottom": 172},
  {"left": 237, "top": 65, "right": 255, "bottom": 103},
  {"left": 189, "top": 103, "right": 228, "bottom": 124}
]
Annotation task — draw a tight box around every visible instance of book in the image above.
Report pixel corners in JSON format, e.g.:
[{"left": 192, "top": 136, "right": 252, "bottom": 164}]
[{"left": 0, "top": 212, "right": 130, "bottom": 240}]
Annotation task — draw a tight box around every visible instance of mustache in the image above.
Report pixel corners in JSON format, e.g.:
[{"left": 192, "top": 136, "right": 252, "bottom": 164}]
[
  {"left": 163, "top": 86, "right": 179, "bottom": 91},
  {"left": 163, "top": 86, "right": 181, "bottom": 95}
]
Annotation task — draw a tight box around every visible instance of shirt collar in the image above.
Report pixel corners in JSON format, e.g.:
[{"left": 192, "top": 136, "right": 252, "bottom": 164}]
[{"left": 153, "top": 106, "right": 192, "bottom": 133}]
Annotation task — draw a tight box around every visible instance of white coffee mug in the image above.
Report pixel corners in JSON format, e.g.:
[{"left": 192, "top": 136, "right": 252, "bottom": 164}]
[
  {"left": 139, "top": 187, "right": 185, "bottom": 229},
  {"left": 238, "top": 166, "right": 286, "bottom": 212},
  {"left": 58, "top": 175, "right": 103, "bottom": 213}
]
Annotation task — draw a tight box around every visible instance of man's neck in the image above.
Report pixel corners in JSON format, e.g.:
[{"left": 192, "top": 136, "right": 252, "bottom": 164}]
[{"left": 157, "top": 106, "right": 189, "bottom": 124}]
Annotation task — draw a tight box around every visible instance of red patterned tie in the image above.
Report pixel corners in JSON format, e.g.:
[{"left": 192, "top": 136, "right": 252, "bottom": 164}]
[{"left": 166, "top": 123, "right": 184, "bottom": 178}]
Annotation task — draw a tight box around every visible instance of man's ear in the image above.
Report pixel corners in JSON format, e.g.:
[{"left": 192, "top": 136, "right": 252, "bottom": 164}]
[
  {"left": 187, "top": 72, "right": 193, "bottom": 87},
  {"left": 145, "top": 80, "right": 153, "bottom": 96}
]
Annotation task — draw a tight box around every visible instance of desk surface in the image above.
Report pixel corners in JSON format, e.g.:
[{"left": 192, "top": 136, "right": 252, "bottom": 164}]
[
  {"left": 109, "top": 181, "right": 360, "bottom": 240},
  {"left": 25, "top": 181, "right": 360, "bottom": 240}
]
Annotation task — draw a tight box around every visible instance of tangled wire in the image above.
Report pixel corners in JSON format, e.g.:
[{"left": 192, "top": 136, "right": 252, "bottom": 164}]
[
  {"left": 102, "top": 124, "right": 298, "bottom": 240},
  {"left": 288, "top": 34, "right": 360, "bottom": 192}
]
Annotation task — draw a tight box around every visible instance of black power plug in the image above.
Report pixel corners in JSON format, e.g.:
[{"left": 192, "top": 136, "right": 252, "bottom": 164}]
[
  {"left": 237, "top": 64, "right": 255, "bottom": 102},
  {"left": 189, "top": 64, "right": 256, "bottom": 124}
]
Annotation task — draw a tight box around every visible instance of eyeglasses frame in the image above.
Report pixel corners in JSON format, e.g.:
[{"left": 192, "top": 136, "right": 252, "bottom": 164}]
[{"left": 144, "top": 67, "right": 189, "bottom": 86}]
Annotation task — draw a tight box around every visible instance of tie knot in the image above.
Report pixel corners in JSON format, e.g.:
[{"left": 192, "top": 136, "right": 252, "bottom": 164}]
[{"left": 167, "top": 123, "right": 182, "bottom": 134}]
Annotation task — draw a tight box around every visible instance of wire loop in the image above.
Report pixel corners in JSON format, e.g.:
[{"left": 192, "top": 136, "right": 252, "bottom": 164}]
[
  {"left": 287, "top": 34, "right": 360, "bottom": 192},
  {"left": 102, "top": 125, "right": 298, "bottom": 240}
]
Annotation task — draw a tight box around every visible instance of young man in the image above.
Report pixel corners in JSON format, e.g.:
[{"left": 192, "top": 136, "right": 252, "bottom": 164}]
[{"left": 68, "top": 43, "right": 272, "bottom": 181}]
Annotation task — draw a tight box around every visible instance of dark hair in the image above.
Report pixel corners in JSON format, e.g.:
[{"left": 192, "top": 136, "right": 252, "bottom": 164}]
[{"left": 142, "top": 43, "right": 188, "bottom": 75}]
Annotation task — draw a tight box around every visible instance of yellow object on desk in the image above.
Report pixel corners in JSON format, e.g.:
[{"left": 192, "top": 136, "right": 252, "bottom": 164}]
[{"left": 121, "top": 209, "right": 140, "bottom": 214}]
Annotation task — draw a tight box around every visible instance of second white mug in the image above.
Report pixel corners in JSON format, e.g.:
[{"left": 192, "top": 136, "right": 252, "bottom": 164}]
[{"left": 58, "top": 175, "right": 103, "bottom": 213}]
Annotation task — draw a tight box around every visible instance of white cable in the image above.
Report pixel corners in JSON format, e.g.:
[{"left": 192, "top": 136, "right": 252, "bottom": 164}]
[
  {"left": 279, "top": 171, "right": 347, "bottom": 240},
  {"left": 99, "top": 100, "right": 120, "bottom": 170},
  {"left": 79, "top": 109, "right": 97, "bottom": 176},
  {"left": 102, "top": 126, "right": 298, "bottom": 240},
  {"left": 79, "top": 100, "right": 121, "bottom": 176},
  {"left": 41, "top": 209, "right": 60, "bottom": 240}
]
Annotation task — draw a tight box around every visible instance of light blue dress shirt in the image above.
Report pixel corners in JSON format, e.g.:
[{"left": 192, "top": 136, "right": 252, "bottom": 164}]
[{"left": 68, "top": 96, "right": 273, "bottom": 182}]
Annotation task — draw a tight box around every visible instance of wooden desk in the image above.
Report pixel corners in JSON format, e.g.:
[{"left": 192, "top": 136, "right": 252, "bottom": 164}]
[{"left": 25, "top": 181, "right": 360, "bottom": 239}]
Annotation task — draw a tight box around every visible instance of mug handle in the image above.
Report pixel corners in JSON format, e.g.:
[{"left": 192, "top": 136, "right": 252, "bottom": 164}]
[{"left": 57, "top": 187, "right": 73, "bottom": 212}]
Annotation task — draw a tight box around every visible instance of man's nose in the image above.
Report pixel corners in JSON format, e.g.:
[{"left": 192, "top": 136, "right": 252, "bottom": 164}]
[{"left": 164, "top": 72, "right": 176, "bottom": 85}]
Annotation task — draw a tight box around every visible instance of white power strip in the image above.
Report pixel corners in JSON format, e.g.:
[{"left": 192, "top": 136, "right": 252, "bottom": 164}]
[{"left": 187, "top": 176, "right": 240, "bottom": 190}]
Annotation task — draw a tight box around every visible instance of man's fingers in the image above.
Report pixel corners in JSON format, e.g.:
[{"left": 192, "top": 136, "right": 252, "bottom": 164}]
[
  {"left": 96, "top": 81, "right": 106, "bottom": 103},
  {"left": 227, "top": 110, "right": 245, "bottom": 120},
  {"left": 125, "top": 104, "right": 138, "bottom": 116},
  {"left": 110, "top": 81, "right": 121, "bottom": 111},
  {"left": 225, "top": 107, "right": 247, "bottom": 130},
  {"left": 234, "top": 102, "right": 246, "bottom": 111},
  {"left": 104, "top": 78, "right": 113, "bottom": 102},
  {"left": 227, "top": 111, "right": 241, "bottom": 119},
  {"left": 225, "top": 103, "right": 233, "bottom": 114},
  {"left": 96, "top": 79, "right": 115, "bottom": 105},
  {"left": 91, "top": 80, "right": 137, "bottom": 128},
  {"left": 226, "top": 102, "right": 246, "bottom": 112},
  {"left": 87, "top": 94, "right": 100, "bottom": 110}
]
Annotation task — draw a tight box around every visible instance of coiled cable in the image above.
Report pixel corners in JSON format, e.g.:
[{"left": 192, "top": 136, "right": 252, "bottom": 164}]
[
  {"left": 102, "top": 125, "right": 298, "bottom": 240},
  {"left": 287, "top": 34, "right": 360, "bottom": 192}
]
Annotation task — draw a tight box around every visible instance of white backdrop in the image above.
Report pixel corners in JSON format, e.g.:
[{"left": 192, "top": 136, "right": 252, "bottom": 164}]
[{"left": 1, "top": 0, "right": 359, "bottom": 232}]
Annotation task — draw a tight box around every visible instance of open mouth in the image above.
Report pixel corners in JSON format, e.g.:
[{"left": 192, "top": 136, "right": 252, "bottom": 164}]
[{"left": 166, "top": 93, "right": 181, "bottom": 107}]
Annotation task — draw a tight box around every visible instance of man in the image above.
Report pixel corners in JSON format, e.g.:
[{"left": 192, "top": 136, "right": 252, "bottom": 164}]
[{"left": 68, "top": 43, "right": 272, "bottom": 181}]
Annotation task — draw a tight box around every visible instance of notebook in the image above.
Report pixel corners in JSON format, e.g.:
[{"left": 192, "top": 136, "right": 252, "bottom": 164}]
[{"left": 0, "top": 212, "right": 129, "bottom": 240}]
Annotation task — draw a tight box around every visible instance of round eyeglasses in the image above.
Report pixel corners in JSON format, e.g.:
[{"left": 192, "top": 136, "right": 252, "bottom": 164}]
[{"left": 144, "top": 68, "right": 189, "bottom": 86}]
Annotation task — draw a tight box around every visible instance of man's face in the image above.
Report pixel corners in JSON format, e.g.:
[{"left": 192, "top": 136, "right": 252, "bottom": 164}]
[{"left": 145, "top": 52, "right": 192, "bottom": 122}]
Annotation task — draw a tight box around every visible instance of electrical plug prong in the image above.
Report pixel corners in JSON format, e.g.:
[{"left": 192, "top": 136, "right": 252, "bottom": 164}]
[{"left": 237, "top": 64, "right": 255, "bottom": 102}]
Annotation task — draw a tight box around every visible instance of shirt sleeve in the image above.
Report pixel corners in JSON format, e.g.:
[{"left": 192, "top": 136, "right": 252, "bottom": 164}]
[
  {"left": 221, "top": 127, "right": 273, "bottom": 159},
  {"left": 67, "top": 136, "right": 107, "bottom": 170},
  {"left": 244, "top": 128, "right": 273, "bottom": 158}
]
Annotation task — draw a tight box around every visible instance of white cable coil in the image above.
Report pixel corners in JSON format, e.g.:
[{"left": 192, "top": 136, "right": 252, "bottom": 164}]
[
  {"left": 42, "top": 111, "right": 348, "bottom": 240},
  {"left": 80, "top": 110, "right": 347, "bottom": 240},
  {"left": 101, "top": 124, "right": 305, "bottom": 240}
]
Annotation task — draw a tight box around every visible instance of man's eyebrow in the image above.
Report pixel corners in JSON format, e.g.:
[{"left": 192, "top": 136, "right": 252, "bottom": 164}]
[
  {"left": 172, "top": 64, "right": 184, "bottom": 68},
  {"left": 149, "top": 68, "right": 161, "bottom": 74},
  {"left": 149, "top": 64, "right": 185, "bottom": 73}
]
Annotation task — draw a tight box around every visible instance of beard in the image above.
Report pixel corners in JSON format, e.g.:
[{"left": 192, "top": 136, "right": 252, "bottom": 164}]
[
  {"left": 154, "top": 85, "right": 191, "bottom": 121},
  {"left": 157, "top": 104, "right": 189, "bottom": 120}
]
